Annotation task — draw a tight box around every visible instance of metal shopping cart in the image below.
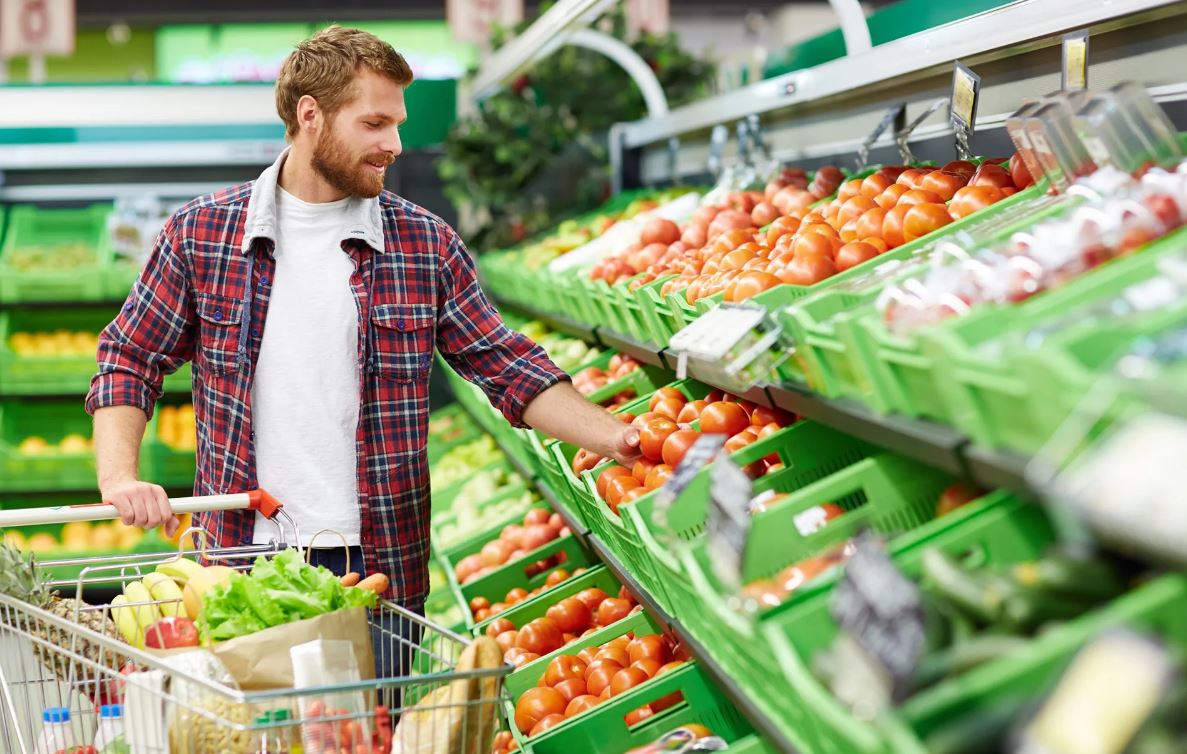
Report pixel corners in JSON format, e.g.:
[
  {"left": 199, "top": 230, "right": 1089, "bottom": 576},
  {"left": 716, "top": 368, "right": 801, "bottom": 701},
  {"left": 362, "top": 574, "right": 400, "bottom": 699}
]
[{"left": 0, "top": 492, "right": 510, "bottom": 754}]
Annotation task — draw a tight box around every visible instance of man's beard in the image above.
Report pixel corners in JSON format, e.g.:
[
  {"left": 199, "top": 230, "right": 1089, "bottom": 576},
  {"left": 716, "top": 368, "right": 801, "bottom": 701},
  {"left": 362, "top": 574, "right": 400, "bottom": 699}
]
[{"left": 311, "top": 125, "right": 392, "bottom": 199}]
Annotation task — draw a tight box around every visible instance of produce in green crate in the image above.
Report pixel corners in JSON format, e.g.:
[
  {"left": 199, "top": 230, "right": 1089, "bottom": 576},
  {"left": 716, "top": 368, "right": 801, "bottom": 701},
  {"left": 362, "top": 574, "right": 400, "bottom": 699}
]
[
  {"left": 621, "top": 724, "right": 718, "bottom": 754},
  {"left": 468, "top": 564, "right": 587, "bottom": 621},
  {"left": 156, "top": 404, "right": 196, "bottom": 451},
  {"left": 535, "top": 331, "right": 602, "bottom": 373},
  {"left": 485, "top": 584, "right": 640, "bottom": 665},
  {"left": 572, "top": 354, "right": 641, "bottom": 400},
  {"left": 453, "top": 507, "right": 572, "bottom": 587},
  {"left": 16, "top": 432, "right": 93, "bottom": 455},
  {"left": 435, "top": 476, "right": 535, "bottom": 550},
  {"left": 432, "top": 436, "right": 505, "bottom": 487},
  {"left": 2, "top": 519, "right": 145, "bottom": 554},
  {"left": 6, "top": 242, "right": 95, "bottom": 271},
  {"left": 6, "top": 329, "right": 99, "bottom": 357}
]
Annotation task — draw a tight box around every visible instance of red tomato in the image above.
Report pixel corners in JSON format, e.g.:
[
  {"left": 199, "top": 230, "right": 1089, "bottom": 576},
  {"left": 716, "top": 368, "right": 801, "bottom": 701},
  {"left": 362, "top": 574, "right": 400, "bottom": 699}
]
[
  {"left": 903, "top": 203, "right": 953, "bottom": 242},
  {"left": 596, "top": 598, "right": 633, "bottom": 627},
  {"left": 839, "top": 196, "right": 878, "bottom": 225},
  {"left": 546, "top": 597, "right": 592, "bottom": 634},
  {"left": 595, "top": 645, "right": 631, "bottom": 668},
  {"left": 661, "top": 429, "right": 701, "bottom": 468},
  {"left": 881, "top": 205, "right": 911, "bottom": 249},
  {"left": 875, "top": 183, "right": 909, "bottom": 209},
  {"left": 585, "top": 662, "right": 623, "bottom": 697},
  {"left": 576, "top": 646, "right": 600, "bottom": 666},
  {"left": 631, "top": 459, "right": 656, "bottom": 485},
  {"left": 649, "top": 387, "right": 685, "bottom": 411},
  {"left": 765, "top": 215, "right": 802, "bottom": 246},
  {"left": 895, "top": 168, "right": 928, "bottom": 189},
  {"left": 595, "top": 466, "right": 633, "bottom": 499},
  {"left": 862, "top": 236, "right": 889, "bottom": 253},
  {"left": 544, "top": 569, "right": 570, "bottom": 588},
  {"left": 544, "top": 655, "right": 588, "bottom": 686},
  {"left": 793, "top": 231, "right": 841, "bottom": 260},
  {"left": 486, "top": 617, "right": 515, "bottom": 638},
  {"left": 515, "top": 687, "right": 567, "bottom": 734},
  {"left": 610, "top": 666, "right": 651, "bottom": 696},
  {"left": 836, "top": 241, "right": 881, "bottom": 272},
  {"left": 529, "top": 714, "right": 567, "bottom": 737},
  {"left": 651, "top": 398, "right": 684, "bottom": 421},
  {"left": 496, "top": 630, "right": 518, "bottom": 653},
  {"left": 750, "top": 405, "right": 794, "bottom": 427},
  {"left": 644, "top": 464, "right": 673, "bottom": 490},
  {"left": 553, "top": 678, "right": 587, "bottom": 704},
  {"left": 968, "top": 163, "right": 1013, "bottom": 189},
  {"left": 638, "top": 417, "right": 679, "bottom": 462},
  {"left": 676, "top": 400, "right": 707, "bottom": 424},
  {"left": 949, "top": 185, "right": 1006, "bottom": 220},
  {"left": 726, "top": 270, "right": 782, "bottom": 303},
  {"left": 699, "top": 402, "right": 750, "bottom": 436},
  {"left": 628, "top": 634, "right": 671, "bottom": 665},
  {"left": 604, "top": 475, "right": 641, "bottom": 506},
  {"left": 565, "top": 695, "right": 601, "bottom": 717},
  {"left": 517, "top": 618, "right": 564, "bottom": 656},
  {"left": 855, "top": 207, "right": 887, "bottom": 241},
  {"left": 941, "top": 160, "right": 977, "bottom": 180},
  {"left": 624, "top": 706, "right": 655, "bottom": 726},
  {"left": 836, "top": 177, "right": 864, "bottom": 202},
  {"left": 1009, "top": 152, "right": 1035, "bottom": 189},
  {"left": 724, "top": 430, "right": 758, "bottom": 454},
  {"left": 860, "top": 173, "right": 892, "bottom": 199},
  {"left": 800, "top": 222, "right": 841, "bottom": 239},
  {"left": 651, "top": 691, "right": 684, "bottom": 713},
  {"left": 896, "top": 188, "right": 946, "bottom": 207},
  {"left": 632, "top": 658, "right": 663, "bottom": 678},
  {"left": 920, "top": 170, "right": 967, "bottom": 201}
]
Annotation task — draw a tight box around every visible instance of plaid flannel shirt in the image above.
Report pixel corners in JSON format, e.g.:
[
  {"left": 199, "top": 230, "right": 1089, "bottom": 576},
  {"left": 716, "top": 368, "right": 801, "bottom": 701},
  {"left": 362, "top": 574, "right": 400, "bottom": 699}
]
[{"left": 86, "top": 149, "right": 568, "bottom": 604}]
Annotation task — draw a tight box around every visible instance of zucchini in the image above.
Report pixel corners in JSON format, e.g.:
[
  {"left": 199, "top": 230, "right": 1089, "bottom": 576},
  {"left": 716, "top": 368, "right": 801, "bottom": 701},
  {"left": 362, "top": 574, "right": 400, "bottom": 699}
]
[
  {"left": 921, "top": 549, "right": 1019, "bottom": 626},
  {"left": 1011, "top": 552, "right": 1126, "bottom": 600},
  {"left": 1000, "top": 587, "right": 1101, "bottom": 633}
]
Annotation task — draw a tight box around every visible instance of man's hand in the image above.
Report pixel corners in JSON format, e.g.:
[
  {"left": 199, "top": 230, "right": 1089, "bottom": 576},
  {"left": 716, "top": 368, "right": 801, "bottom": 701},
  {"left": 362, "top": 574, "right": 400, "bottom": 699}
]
[
  {"left": 609, "top": 424, "right": 642, "bottom": 467},
  {"left": 100, "top": 478, "right": 179, "bottom": 536}
]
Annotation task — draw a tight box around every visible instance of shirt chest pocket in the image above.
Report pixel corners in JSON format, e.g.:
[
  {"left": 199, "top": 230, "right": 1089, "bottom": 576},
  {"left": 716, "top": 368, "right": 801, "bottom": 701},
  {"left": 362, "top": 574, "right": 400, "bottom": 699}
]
[
  {"left": 369, "top": 302, "right": 435, "bottom": 382},
  {"left": 195, "top": 292, "right": 244, "bottom": 374}
]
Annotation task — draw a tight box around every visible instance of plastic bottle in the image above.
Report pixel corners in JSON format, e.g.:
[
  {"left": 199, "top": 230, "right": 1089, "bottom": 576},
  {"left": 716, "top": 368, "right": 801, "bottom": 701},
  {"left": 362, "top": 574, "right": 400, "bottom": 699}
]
[
  {"left": 33, "top": 707, "right": 77, "bottom": 754},
  {"left": 93, "top": 704, "right": 128, "bottom": 753}
]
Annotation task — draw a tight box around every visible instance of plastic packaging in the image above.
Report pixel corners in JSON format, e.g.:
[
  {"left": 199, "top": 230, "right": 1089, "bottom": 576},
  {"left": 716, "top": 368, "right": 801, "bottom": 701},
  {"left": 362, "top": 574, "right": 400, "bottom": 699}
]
[
  {"left": 1074, "top": 82, "right": 1183, "bottom": 175},
  {"left": 33, "top": 707, "right": 77, "bottom": 754},
  {"left": 93, "top": 704, "right": 128, "bottom": 754},
  {"left": 252, "top": 709, "right": 292, "bottom": 754},
  {"left": 1025, "top": 91, "right": 1096, "bottom": 193}
]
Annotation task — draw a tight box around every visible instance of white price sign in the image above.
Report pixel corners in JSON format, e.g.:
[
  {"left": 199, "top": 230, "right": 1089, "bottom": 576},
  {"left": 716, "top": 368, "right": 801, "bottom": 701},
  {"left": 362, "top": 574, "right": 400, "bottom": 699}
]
[{"left": 0, "top": 0, "right": 75, "bottom": 58}]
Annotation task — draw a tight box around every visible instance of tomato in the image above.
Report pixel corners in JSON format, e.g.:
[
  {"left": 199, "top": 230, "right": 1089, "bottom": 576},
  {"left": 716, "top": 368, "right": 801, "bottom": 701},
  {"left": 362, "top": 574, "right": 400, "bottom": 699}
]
[
  {"left": 860, "top": 173, "right": 893, "bottom": 199},
  {"left": 495, "top": 630, "right": 518, "bottom": 653},
  {"left": 881, "top": 204, "right": 911, "bottom": 249},
  {"left": 596, "top": 597, "right": 634, "bottom": 627},
  {"left": 566, "top": 694, "right": 601, "bottom": 717},
  {"left": 698, "top": 402, "right": 750, "bottom": 436},
  {"left": 544, "top": 655, "right": 588, "bottom": 686},
  {"left": 862, "top": 236, "right": 889, "bottom": 253},
  {"left": 937, "top": 481, "right": 983, "bottom": 516},
  {"left": 515, "top": 687, "right": 567, "bottom": 734},
  {"left": 517, "top": 618, "right": 564, "bottom": 656},
  {"left": 629, "top": 459, "right": 655, "bottom": 485},
  {"left": 968, "top": 163, "right": 1013, "bottom": 189},
  {"left": 896, "top": 188, "right": 945, "bottom": 207},
  {"left": 875, "top": 183, "right": 909, "bottom": 209},
  {"left": 631, "top": 658, "right": 663, "bottom": 678},
  {"left": 574, "top": 588, "right": 609, "bottom": 612},
  {"left": 529, "top": 713, "right": 567, "bottom": 737},
  {"left": 661, "top": 429, "right": 701, "bottom": 468},
  {"left": 628, "top": 634, "right": 671, "bottom": 665},
  {"left": 941, "top": 160, "right": 977, "bottom": 180},
  {"left": 648, "top": 387, "right": 684, "bottom": 411},
  {"left": 546, "top": 597, "right": 592, "bottom": 634},
  {"left": 486, "top": 618, "right": 516, "bottom": 638},
  {"left": 838, "top": 196, "right": 877, "bottom": 227},
  {"left": 724, "top": 430, "right": 757, "bottom": 454},
  {"left": 793, "top": 232, "right": 840, "bottom": 260},
  {"left": 920, "top": 170, "right": 967, "bottom": 201},
  {"left": 949, "top": 185, "right": 1005, "bottom": 220},
  {"left": 595, "top": 466, "right": 633, "bottom": 498},
  {"left": 675, "top": 400, "right": 707, "bottom": 424},
  {"left": 903, "top": 203, "right": 953, "bottom": 242},
  {"left": 850, "top": 207, "right": 885, "bottom": 242},
  {"left": 765, "top": 215, "right": 802, "bottom": 246},
  {"left": 585, "top": 661, "right": 623, "bottom": 696},
  {"left": 614, "top": 487, "right": 646, "bottom": 513},
  {"left": 507, "top": 587, "right": 530, "bottom": 604},
  {"left": 475, "top": 608, "right": 491, "bottom": 622},
  {"left": 544, "top": 569, "right": 570, "bottom": 588},
  {"left": 644, "top": 463, "right": 673, "bottom": 490},
  {"left": 610, "top": 666, "right": 651, "bottom": 696},
  {"left": 895, "top": 168, "right": 928, "bottom": 189},
  {"left": 625, "top": 705, "right": 655, "bottom": 726},
  {"left": 638, "top": 417, "right": 679, "bottom": 462},
  {"left": 650, "top": 398, "right": 684, "bottom": 421},
  {"left": 657, "top": 660, "right": 686, "bottom": 676},
  {"left": 576, "top": 646, "right": 599, "bottom": 666},
  {"left": 508, "top": 650, "right": 541, "bottom": 668},
  {"left": 800, "top": 222, "right": 841, "bottom": 239},
  {"left": 836, "top": 241, "right": 881, "bottom": 272},
  {"left": 1009, "top": 152, "right": 1035, "bottom": 189},
  {"left": 605, "top": 475, "right": 642, "bottom": 506},
  {"left": 595, "top": 644, "right": 631, "bottom": 669},
  {"left": 750, "top": 405, "right": 793, "bottom": 427},
  {"left": 837, "top": 177, "right": 864, "bottom": 202}
]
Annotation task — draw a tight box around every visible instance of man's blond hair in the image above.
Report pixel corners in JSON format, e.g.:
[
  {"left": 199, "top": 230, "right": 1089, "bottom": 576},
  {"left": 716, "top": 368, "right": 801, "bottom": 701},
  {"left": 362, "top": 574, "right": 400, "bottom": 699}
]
[{"left": 276, "top": 25, "right": 413, "bottom": 139}]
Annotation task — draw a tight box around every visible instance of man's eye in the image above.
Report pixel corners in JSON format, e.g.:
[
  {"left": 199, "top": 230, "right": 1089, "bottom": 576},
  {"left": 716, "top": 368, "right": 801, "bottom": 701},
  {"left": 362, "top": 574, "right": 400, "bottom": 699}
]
[{"left": 365, "top": 122, "right": 381, "bottom": 128}]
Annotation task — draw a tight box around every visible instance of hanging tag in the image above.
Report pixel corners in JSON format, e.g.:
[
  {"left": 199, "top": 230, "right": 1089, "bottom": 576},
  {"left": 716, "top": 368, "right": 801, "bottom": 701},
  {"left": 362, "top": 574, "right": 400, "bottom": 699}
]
[
  {"left": 705, "top": 453, "right": 754, "bottom": 592},
  {"left": 707, "top": 125, "right": 729, "bottom": 177},
  {"left": 857, "top": 103, "right": 906, "bottom": 171},
  {"left": 895, "top": 98, "right": 950, "bottom": 164},
  {"left": 1061, "top": 31, "right": 1089, "bottom": 92},
  {"left": 950, "top": 61, "right": 981, "bottom": 160},
  {"left": 829, "top": 532, "right": 925, "bottom": 705},
  {"left": 652, "top": 433, "right": 727, "bottom": 548},
  {"left": 668, "top": 304, "right": 768, "bottom": 364}
]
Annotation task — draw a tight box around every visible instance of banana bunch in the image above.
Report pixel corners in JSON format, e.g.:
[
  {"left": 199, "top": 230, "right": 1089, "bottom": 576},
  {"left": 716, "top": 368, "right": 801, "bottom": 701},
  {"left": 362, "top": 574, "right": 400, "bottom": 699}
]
[{"left": 111, "top": 559, "right": 202, "bottom": 648}]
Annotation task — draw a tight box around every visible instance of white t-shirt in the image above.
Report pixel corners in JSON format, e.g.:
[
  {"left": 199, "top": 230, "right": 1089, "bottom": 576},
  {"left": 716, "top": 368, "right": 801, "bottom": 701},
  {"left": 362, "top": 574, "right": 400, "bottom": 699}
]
[{"left": 252, "top": 186, "right": 362, "bottom": 546}]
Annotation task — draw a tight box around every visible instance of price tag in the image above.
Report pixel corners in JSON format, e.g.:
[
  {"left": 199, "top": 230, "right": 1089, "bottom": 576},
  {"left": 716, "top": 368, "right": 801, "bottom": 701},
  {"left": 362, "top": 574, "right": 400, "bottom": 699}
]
[
  {"left": 857, "top": 103, "right": 906, "bottom": 171},
  {"left": 949, "top": 61, "right": 981, "bottom": 160},
  {"left": 705, "top": 454, "right": 754, "bottom": 592},
  {"left": 652, "top": 433, "right": 726, "bottom": 541},
  {"left": 829, "top": 532, "right": 925, "bottom": 703},
  {"left": 668, "top": 304, "right": 768, "bottom": 380},
  {"left": 1062, "top": 31, "right": 1089, "bottom": 92}
]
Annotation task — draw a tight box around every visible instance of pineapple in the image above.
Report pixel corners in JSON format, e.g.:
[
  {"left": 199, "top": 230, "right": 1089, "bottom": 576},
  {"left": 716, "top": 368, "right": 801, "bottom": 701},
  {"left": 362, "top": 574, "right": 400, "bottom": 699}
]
[{"left": 0, "top": 542, "right": 123, "bottom": 685}]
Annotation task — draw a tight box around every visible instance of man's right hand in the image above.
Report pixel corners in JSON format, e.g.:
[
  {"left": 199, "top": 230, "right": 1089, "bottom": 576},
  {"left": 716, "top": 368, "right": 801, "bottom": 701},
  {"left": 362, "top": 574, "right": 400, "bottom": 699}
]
[{"left": 100, "top": 478, "right": 179, "bottom": 536}]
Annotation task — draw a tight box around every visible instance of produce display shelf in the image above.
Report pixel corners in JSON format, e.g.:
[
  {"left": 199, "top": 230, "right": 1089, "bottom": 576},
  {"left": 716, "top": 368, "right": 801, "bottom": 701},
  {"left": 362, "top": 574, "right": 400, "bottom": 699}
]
[
  {"left": 452, "top": 395, "right": 802, "bottom": 754},
  {"left": 962, "top": 444, "right": 1034, "bottom": 499},
  {"left": 597, "top": 327, "right": 669, "bottom": 369}
]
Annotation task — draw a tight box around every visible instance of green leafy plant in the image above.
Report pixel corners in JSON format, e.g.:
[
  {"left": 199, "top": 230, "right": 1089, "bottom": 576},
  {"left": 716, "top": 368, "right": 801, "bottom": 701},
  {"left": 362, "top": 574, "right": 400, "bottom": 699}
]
[{"left": 440, "top": 6, "right": 715, "bottom": 250}]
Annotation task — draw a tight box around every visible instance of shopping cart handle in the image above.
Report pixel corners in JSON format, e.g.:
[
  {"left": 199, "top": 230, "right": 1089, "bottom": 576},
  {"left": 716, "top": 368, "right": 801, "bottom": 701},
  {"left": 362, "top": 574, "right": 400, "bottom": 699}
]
[{"left": 0, "top": 489, "right": 284, "bottom": 528}]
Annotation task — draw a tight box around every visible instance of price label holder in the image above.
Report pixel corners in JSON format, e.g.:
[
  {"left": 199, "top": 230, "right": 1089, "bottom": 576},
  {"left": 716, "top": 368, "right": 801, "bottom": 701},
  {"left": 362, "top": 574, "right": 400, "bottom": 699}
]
[
  {"left": 895, "top": 97, "right": 950, "bottom": 164},
  {"left": 1062, "top": 31, "right": 1089, "bottom": 92},
  {"left": 707, "top": 124, "right": 728, "bottom": 178},
  {"left": 828, "top": 532, "right": 926, "bottom": 708},
  {"left": 705, "top": 453, "right": 754, "bottom": 593},
  {"left": 856, "top": 103, "right": 906, "bottom": 172},
  {"left": 746, "top": 113, "right": 780, "bottom": 184},
  {"left": 652, "top": 433, "right": 726, "bottom": 549},
  {"left": 666, "top": 136, "right": 681, "bottom": 186},
  {"left": 668, "top": 303, "right": 786, "bottom": 394},
  {"left": 950, "top": 61, "right": 982, "bottom": 160},
  {"left": 1014, "top": 630, "right": 1173, "bottom": 754}
]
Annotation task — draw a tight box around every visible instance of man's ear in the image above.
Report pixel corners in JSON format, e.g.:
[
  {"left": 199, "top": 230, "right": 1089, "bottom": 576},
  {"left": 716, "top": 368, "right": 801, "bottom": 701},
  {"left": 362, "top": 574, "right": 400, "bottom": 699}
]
[{"left": 296, "top": 94, "right": 320, "bottom": 135}]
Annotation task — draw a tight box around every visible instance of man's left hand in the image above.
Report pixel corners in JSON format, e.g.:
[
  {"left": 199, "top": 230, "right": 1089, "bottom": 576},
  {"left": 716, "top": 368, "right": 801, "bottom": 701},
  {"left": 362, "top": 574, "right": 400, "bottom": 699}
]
[{"left": 610, "top": 424, "right": 642, "bottom": 467}]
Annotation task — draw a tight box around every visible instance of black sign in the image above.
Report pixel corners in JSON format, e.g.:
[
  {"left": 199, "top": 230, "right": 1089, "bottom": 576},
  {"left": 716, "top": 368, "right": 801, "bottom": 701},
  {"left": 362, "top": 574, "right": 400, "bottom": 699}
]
[
  {"left": 652, "top": 434, "right": 726, "bottom": 544},
  {"left": 830, "top": 532, "right": 925, "bottom": 701},
  {"left": 706, "top": 454, "right": 754, "bottom": 591}
]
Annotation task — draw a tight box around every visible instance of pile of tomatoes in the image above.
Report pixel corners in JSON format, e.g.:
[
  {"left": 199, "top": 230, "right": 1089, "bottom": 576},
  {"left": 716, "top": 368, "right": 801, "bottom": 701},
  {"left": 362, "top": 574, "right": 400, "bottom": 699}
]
[
  {"left": 574, "top": 387, "right": 796, "bottom": 514},
  {"left": 454, "top": 508, "right": 573, "bottom": 586},
  {"left": 512, "top": 631, "right": 688, "bottom": 738},
  {"left": 468, "top": 565, "right": 585, "bottom": 621},
  {"left": 491, "top": 586, "right": 641, "bottom": 667},
  {"left": 573, "top": 354, "right": 642, "bottom": 401}
]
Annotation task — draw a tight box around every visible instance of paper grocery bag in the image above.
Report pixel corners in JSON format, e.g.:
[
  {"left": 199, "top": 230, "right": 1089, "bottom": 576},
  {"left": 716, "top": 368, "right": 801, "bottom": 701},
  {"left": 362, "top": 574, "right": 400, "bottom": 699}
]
[{"left": 210, "top": 607, "right": 375, "bottom": 690}]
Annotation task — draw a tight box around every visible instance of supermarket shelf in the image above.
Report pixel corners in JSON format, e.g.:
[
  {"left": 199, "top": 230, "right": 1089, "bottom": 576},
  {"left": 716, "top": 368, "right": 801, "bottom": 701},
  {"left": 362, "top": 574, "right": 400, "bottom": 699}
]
[
  {"left": 588, "top": 533, "right": 800, "bottom": 754},
  {"left": 597, "top": 328, "right": 669, "bottom": 369},
  {"left": 964, "top": 444, "right": 1037, "bottom": 500}
]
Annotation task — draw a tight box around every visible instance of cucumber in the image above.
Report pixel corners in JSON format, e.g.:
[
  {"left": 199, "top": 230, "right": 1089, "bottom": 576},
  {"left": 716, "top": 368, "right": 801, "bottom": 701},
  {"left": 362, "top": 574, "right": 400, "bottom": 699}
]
[
  {"left": 1000, "top": 586, "right": 1101, "bottom": 633},
  {"left": 1011, "top": 552, "right": 1126, "bottom": 600},
  {"left": 922, "top": 549, "right": 1019, "bottom": 626}
]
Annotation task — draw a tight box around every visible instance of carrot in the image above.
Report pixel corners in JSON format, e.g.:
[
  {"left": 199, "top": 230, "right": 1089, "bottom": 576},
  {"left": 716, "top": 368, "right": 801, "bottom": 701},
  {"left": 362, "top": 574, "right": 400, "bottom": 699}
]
[
  {"left": 357, "top": 573, "right": 390, "bottom": 594},
  {"left": 340, "top": 572, "right": 361, "bottom": 587}
]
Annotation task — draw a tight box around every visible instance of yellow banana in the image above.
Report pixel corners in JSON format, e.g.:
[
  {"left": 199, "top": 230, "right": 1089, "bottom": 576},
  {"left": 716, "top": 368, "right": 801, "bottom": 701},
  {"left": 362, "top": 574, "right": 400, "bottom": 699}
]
[
  {"left": 155, "top": 557, "right": 204, "bottom": 586},
  {"left": 122, "top": 580, "right": 160, "bottom": 647},
  {"left": 110, "top": 595, "right": 141, "bottom": 647},
  {"left": 142, "top": 572, "right": 186, "bottom": 618}
]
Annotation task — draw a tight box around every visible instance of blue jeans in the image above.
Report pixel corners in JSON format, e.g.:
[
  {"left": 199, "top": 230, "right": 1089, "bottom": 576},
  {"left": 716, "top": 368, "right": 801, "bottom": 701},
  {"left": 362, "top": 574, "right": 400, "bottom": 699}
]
[{"left": 307, "top": 546, "right": 425, "bottom": 696}]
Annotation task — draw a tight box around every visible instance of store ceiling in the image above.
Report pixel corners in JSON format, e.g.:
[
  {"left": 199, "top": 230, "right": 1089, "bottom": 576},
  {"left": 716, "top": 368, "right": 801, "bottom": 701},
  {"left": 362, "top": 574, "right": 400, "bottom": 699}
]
[{"left": 78, "top": 0, "right": 849, "bottom": 25}]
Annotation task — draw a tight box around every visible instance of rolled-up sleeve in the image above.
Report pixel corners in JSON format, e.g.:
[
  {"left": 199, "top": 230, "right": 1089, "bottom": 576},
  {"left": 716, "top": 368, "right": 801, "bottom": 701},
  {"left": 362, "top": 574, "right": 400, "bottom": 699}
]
[
  {"left": 435, "top": 232, "right": 569, "bottom": 428},
  {"left": 86, "top": 216, "right": 196, "bottom": 420}
]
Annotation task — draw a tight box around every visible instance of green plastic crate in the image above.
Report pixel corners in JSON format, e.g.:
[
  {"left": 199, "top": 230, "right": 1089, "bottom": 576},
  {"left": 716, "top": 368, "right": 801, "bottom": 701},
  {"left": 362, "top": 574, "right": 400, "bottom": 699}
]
[
  {"left": 427, "top": 404, "right": 484, "bottom": 466},
  {"left": 637, "top": 274, "right": 682, "bottom": 347},
  {"left": 0, "top": 401, "right": 97, "bottom": 492},
  {"left": 588, "top": 363, "right": 675, "bottom": 409},
  {"left": 621, "top": 420, "right": 875, "bottom": 616},
  {"left": 764, "top": 497, "right": 1187, "bottom": 754},
  {"left": 431, "top": 458, "right": 518, "bottom": 517},
  {"left": 0, "top": 204, "right": 113, "bottom": 303},
  {"left": 431, "top": 481, "right": 536, "bottom": 553},
  {"left": 920, "top": 228, "right": 1187, "bottom": 452},
  {"left": 0, "top": 309, "right": 107, "bottom": 395},
  {"left": 142, "top": 411, "right": 196, "bottom": 488},
  {"left": 471, "top": 564, "right": 620, "bottom": 637}
]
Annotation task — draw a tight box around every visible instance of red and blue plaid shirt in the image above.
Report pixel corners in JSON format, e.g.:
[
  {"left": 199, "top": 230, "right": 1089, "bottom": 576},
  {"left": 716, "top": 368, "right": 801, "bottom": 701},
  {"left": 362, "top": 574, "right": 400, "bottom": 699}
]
[{"left": 86, "top": 152, "right": 568, "bottom": 604}]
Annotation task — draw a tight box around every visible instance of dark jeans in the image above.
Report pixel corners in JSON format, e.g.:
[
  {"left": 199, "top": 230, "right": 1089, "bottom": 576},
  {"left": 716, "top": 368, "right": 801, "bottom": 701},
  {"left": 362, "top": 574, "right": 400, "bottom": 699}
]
[{"left": 307, "top": 546, "right": 425, "bottom": 706}]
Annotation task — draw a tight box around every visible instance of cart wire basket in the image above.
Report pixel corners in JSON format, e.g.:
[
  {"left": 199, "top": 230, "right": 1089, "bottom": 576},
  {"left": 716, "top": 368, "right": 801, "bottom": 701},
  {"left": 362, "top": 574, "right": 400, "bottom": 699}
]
[{"left": 0, "top": 491, "right": 511, "bottom": 754}]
